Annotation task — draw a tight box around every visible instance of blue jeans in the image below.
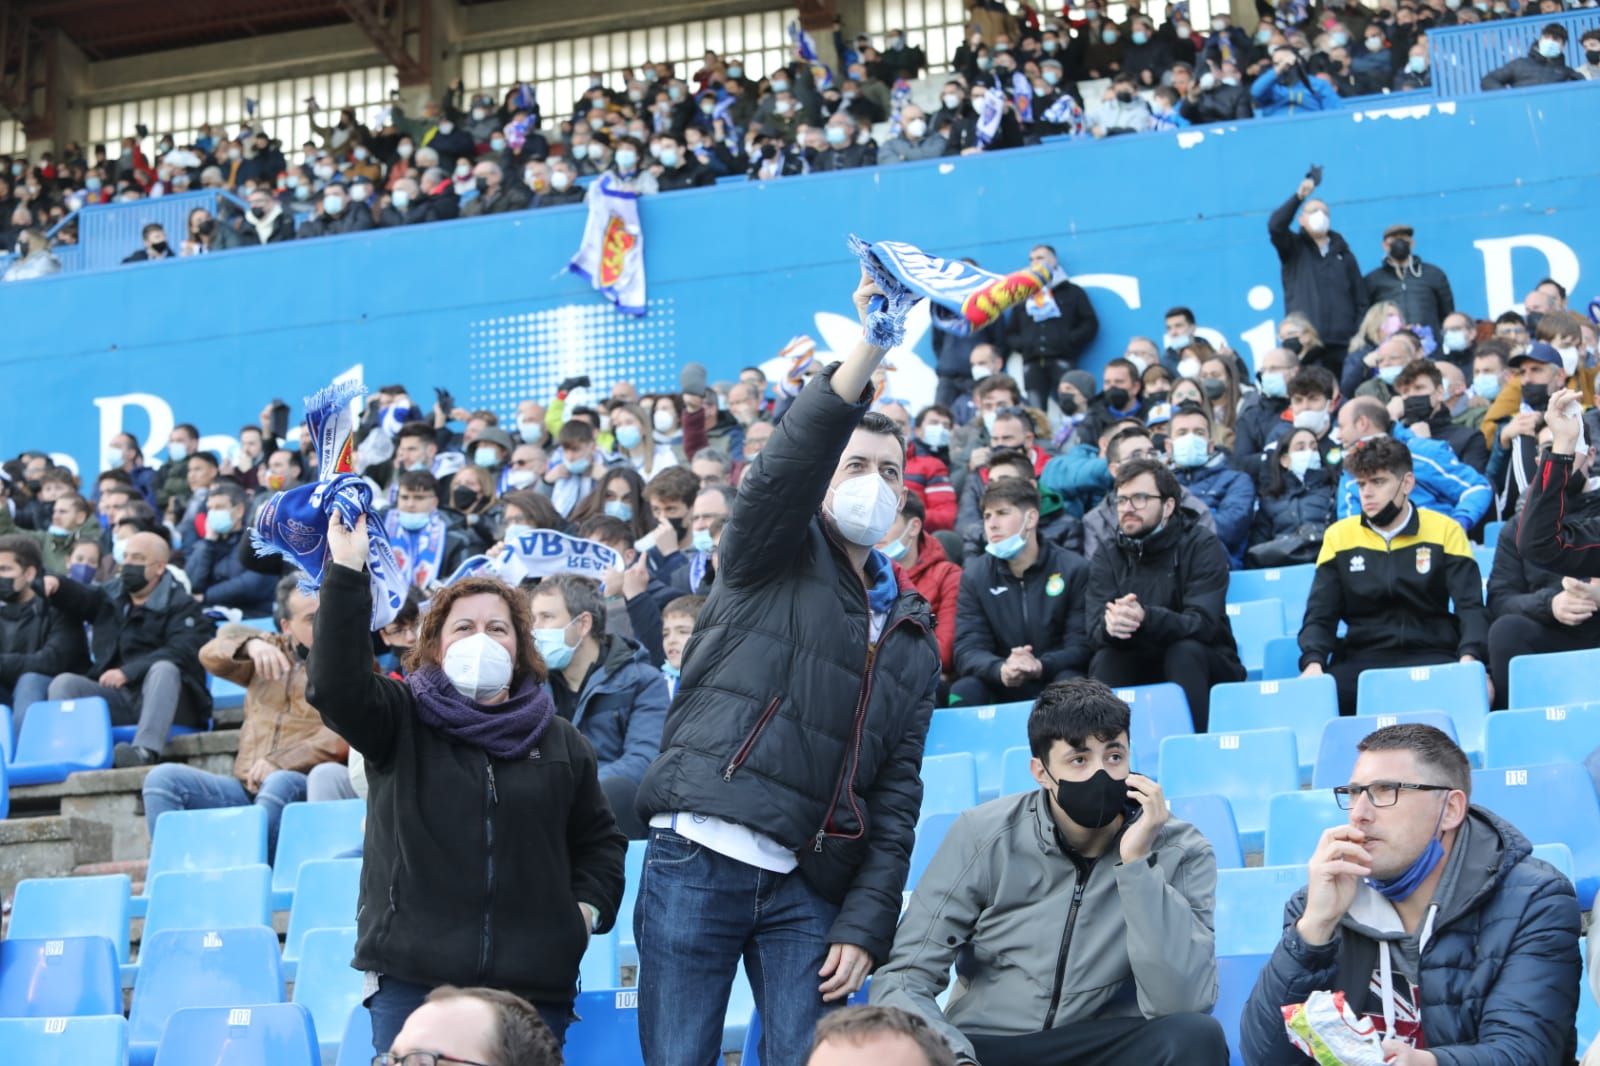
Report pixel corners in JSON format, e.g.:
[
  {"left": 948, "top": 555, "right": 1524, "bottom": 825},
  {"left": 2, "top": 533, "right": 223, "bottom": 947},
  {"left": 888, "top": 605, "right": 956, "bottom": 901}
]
[
  {"left": 6, "top": 671, "right": 55, "bottom": 742},
  {"left": 141, "top": 763, "right": 306, "bottom": 861},
  {"left": 366, "top": 974, "right": 571, "bottom": 1055},
  {"left": 635, "top": 827, "right": 841, "bottom": 1066}
]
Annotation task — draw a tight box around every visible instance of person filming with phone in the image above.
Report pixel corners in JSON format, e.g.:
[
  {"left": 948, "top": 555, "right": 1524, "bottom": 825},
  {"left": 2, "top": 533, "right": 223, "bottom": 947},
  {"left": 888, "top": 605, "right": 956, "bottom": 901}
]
[{"left": 870, "top": 679, "right": 1227, "bottom": 1066}]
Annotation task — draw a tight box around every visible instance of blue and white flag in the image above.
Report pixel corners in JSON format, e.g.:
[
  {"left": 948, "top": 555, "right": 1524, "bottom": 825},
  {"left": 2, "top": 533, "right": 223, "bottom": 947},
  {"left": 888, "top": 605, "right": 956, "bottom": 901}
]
[
  {"left": 789, "top": 21, "right": 834, "bottom": 90},
  {"left": 848, "top": 235, "right": 1052, "bottom": 346},
  {"left": 975, "top": 89, "right": 1005, "bottom": 148},
  {"left": 568, "top": 173, "right": 646, "bottom": 316},
  {"left": 445, "top": 529, "right": 622, "bottom": 588}
]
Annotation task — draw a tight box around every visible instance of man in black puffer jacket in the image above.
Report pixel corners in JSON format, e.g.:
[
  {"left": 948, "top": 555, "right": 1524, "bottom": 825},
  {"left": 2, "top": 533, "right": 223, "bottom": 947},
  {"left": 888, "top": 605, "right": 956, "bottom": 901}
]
[
  {"left": 635, "top": 272, "right": 941, "bottom": 1066},
  {"left": 1269, "top": 172, "right": 1369, "bottom": 351},
  {"left": 0, "top": 534, "right": 89, "bottom": 739},
  {"left": 1481, "top": 23, "right": 1586, "bottom": 89}
]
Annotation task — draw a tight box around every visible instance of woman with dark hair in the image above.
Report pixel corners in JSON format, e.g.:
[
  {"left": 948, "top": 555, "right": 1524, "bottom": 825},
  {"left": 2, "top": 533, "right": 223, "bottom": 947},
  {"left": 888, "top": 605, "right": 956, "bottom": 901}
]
[
  {"left": 1247, "top": 426, "right": 1336, "bottom": 567},
  {"left": 496, "top": 490, "right": 566, "bottom": 541},
  {"left": 567, "top": 466, "right": 651, "bottom": 541},
  {"left": 308, "top": 515, "right": 626, "bottom": 1055},
  {"left": 446, "top": 465, "right": 499, "bottom": 554}
]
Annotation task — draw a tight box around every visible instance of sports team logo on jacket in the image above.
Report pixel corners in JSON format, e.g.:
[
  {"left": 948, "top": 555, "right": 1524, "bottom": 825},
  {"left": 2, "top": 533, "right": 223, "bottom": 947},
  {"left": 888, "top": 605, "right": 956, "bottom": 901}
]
[
  {"left": 1046, "top": 573, "right": 1065, "bottom": 597},
  {"left": 1415, "top": 546, "right": 1432, "bottom": 574}
]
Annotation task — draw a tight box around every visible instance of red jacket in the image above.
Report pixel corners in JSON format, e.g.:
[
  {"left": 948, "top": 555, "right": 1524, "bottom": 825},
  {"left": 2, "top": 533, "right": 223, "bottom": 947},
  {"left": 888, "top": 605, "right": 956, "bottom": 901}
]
[
  {"left": 906, "top": 532, "right": 963, "bottom": 675},
  {"left": 905, "top": 442, "right": 958, "bottom": 532}
]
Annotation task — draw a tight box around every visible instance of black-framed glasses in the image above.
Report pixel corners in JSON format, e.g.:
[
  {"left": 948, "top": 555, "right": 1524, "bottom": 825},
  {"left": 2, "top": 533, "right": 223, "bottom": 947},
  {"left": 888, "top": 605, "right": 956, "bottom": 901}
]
[
  {"left": 1333, "top": 781, "right": 1452, "bottom": 810},
  {"left": 373, "top": 1054, "right": 493, "bottom": 1066},
  {"left": 1114, "top": 492, "right": 1159, "bottom": 511}
]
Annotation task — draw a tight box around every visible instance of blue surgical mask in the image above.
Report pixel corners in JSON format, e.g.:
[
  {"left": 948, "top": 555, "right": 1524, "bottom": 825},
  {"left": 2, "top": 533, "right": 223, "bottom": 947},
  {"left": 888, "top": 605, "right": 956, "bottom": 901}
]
[
  {"left": 604, "top": 500, "right": 634, "bottom": 523},
  {"left": 397, "top": 510, "right": 431, "bottom": 531},
  {"left": 47, "top": 524, "right": 70, "bottom": 538},
  {"left": 825, "top": 126, "right": 848, "bottom": 146},
  {"left": 68, "top": 562, "right": 96, "bottom": 584},
  {"left": 168, "top": 442, "right": 189, "bottom": 461},
  {"left": 881, "top": 531, "right": 910, "bottom": 560},
  {"left": 1172, "top": 433, "right": 1210, "bottom": 468},
  {"left": 503, "top": 523, "right": 533, "bottom": 543},
  {"left": 1378, "top": 364, "right": 1404, "bottom": 385},
  {"left": 662, "top": 660, "right": 681, "bottom": 680},
  {"left": 985, "top": 530, "right": 1028, "bottom": 560},
  {"left": 615, "top": 425, "right": 643, "bottom": 450},
  {"left": 534, "top": 624, "right": 576, "bottom": 670},
  {"left": 1288, "top": 449, "right": 1322, "bottom": 478},
  {"left": 566, "top": 454, "right": 592, "bottom": 475},
  {"left": 1260, "top": 371, "right": 1288, "bottom": 399},
  {"left": 1472, "top": 373, "right": 1502, "bottom": 401},
  {"left": 1443, "top": 328, "right": 1472, "bottom": 353},
  {"left": 691, "top": 528, "right": 716, "bottom": 554},
  {"left": 920, "top": 423, "right": 950, "bottom": 450},
  {"left": 207, "top": 510, "right": 235, "bottom": 535},
  {"left": 105, "top": 447, "right": 125, "bottom": 469},
  {"left": 1367, "top": 796, "right": 1451, "bottom": 901},
  {"left": 473, "top": 446, "right": 500, "bottom": 468}
]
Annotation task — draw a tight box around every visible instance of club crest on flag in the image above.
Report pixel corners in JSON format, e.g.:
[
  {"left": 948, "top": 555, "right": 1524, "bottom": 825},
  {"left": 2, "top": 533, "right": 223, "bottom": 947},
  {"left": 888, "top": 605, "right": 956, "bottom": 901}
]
[{"left": 601, "top": 216, "right": 636, "bottom": 288}]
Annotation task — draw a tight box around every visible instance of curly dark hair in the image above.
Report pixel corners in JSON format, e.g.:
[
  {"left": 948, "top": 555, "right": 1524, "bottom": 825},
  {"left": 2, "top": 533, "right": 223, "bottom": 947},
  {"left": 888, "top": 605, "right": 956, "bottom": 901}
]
[{"left": 404, "top": 575, "right": 546, "bottom": 685}]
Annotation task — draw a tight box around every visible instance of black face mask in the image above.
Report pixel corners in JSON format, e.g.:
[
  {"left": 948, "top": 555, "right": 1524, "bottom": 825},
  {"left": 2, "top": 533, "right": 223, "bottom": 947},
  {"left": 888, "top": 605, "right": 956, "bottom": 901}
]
[
  {"left": 151, "top": 240, "right": 169, "bottom": 256},
  {"left": 1057, "top": 394, "right": 1080, "bottom": 416},
  {"left": 1369, "top": 491, "right": 1405, "bottom": 528},
  {"left": 474, "top": 177, "right": 490, "bottom": 195},
  {"left": 1402, "top": 395, "right": 1434, "bottom": 424},
  {"left": 1201, "top": 378, "right": 1226, "bottom": 400},
  {"left": 1587, "top": 47, "right": 1600, "bottom": 64},
  {"left": 451, "top": 486, "right": 481, "bottom": 511},
  {"left": 294, "top": 642, "right": 311, "bottom": 662},
  {"left": 251, "top": 205, "right": 269, "bottom": 219},
  {"left": 0, "top": 576, "right": 19, "bottom": 603},
  {"left": 121, "top": 562, "right": 148, "bottom": 590},
  {"left": 1103, "top": 387, "right": 1131, "bottom": 411},
  {"left": 1388, "top": 238, "right": 1411, "bottom": 261},
  {"left": 1282, "top": 336, "right": 1304, "bottom": 355},
  {"left": 1047, "top": 768, "right": 1129, "bottom": 829},
  {"left": 668, "top": 516, "right": 689, "bottom": 541},
  {"left": 1522, "top": 382, "right": 1551, "bottom": 414},
  {"left": 1145, "top": 388, "right": 1170, "bottom": 406},
  {"left": 1115, "top": 89, "right": 1135, "bottom": 103}
]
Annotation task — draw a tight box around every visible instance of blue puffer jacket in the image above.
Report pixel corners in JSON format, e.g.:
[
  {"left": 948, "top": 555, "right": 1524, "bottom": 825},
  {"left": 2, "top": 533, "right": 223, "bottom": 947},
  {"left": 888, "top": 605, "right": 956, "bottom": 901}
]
[
  {"left": 565, "top": 634, "right": 669, "bottom": 785},
  {"left": 1175, "top": 451, "right": 1257, "bottom": 569},
  {"left": 1250, "top": 67, "right": 1342, "bottom": 117},
  {"left": 1241, "top": 807, "right": 1581, "bottom": 1065},
  {"left": 1337, "top": 423, "right": 1491, "bottom": 533}
]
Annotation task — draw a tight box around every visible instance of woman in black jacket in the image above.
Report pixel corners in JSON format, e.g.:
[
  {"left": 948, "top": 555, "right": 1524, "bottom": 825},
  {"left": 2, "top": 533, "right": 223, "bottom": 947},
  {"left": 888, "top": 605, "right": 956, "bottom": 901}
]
[
  {"left": 1248, "top": 427, "right": 1337, "bottom": 566},
  {"left": 307, "top": 515, "right": 626, "bottom": 1055}
]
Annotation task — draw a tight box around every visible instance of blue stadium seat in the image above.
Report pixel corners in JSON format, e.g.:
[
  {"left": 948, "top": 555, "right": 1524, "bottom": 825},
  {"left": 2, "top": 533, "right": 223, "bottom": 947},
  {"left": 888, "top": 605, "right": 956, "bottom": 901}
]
[
  {"left": 1160, "top": 728, "right": 1298, "bottom": 852},
  {"left": 725, "top": 959, "right": 754, "bottom": 1052},
  {"left": 580, "top": 927, "right": 620, "bottom": 992},
  {"left": 920, "top": 752, "right": 978, "bottom": 816},
  {"left": 209, "top": 676, "right": 248, "bottom": 712},
  {"left": 565, "top": 988, "right": 641, "bottom": 1066},
  {"left": 289, "top": 927, "right": 361, "bottom": 1061},
  {"left": 1262, "top": 636, "right": 1303, "bottom": 680},
  {"left": 1356, "top": 661, "right": 1489, "bottom": 754},
  {"left": 1168, "top": 794, "right": 1244, "bottom": 869},
  {"left": 1508, "top": 649, "right": 1600, "bottom": 713},
  {"left": 1532, "top": 842, "right": 1577, "bottom": 887},
  {"left": 618, "top": 838, "right": 646, "bottom": 968},
  {"left": 240, "top": 617, "right": 276, "bottom": 631},
  {"left": 0, "top": 1016, "right": 127, "bottom": 1064},
  {"left": 1263, "top": 789, "right": 1347, "bottom": 867},
  {"left": 1483, "top": 704, "right": 1600, "bottom": 769},
  {"left": 111, "top": 723, "right": 203, "bottom": 745},
  {"left": 924, "top": 702, "right": 1032, "bottom": 797},
  {"left": 1481, "top": 521, "right": 1504, "bottom": 549},
  {"left": 152, "top": 1003, "right": 318, "bottom": 1066},
  {"left": 1472, "top": 762, "right": 1600, "bottom": 908},
  {"left": 0, "top": 702, "right": 11, "bottom": 763},
  {"left": 0, "top": 936, "right": 121, "bottom": 1017},
  {"left": 1210, "top": 675, "right": 1338, "bottom": 783},
  {"left": 271, "top": 798, "right": 366, "bottom": 910},
  {"left": 1114, "top": 682, "right": 1194, "bottom": 779},
  {"left": 141, "top": 865, "right": 274, "bottom": 946},
  {"left": 334, "top": 1004, "right": 374, "bottom": 1066},
  {"left": 8, "top": 873, "right": 133, "bottom": 964},
  {"left": 999, "top": 745, "right": 1036, "bottom": 796},
  {"left": 128, "top": 926, "right": 284, "bottom": 1066},
  {"left": 1214, "top": 866, "right": 1305, "bottom": 956},
  {"left": 137, "top": 805, "right": 269, "bottom": 912},
  {"left": 1213, "top": 954, "right": 1270, "bottom": 1066},
  {"left": 1225, "top": 597, "right": 1285, "bottom": 676},
  {"left": 7, "top": 697, "right": 113, "bottom": 785},
  {"left": 1227, "top": 565, "right": 1316, "bottom": 630},
  {"left": 1311, "top": 711, "right": 1457, "bottom": 789},
  {"left": 906, "top": 811, "right": 960, "bottom": 893},
  {"left": 283, "top": 858, "right": 361, "bottom": 973}
]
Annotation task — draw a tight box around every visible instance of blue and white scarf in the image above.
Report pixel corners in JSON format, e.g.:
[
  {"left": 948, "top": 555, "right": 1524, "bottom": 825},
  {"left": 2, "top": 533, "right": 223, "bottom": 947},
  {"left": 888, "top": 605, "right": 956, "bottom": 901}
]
[
  {"left": 789, "top": 21, "right": 834, "bottom": 89},
  {"left": 848, "top": 235, "right": 1051, "bottom": 349},
  {"left": 251, "top": 380, "right": 408, "bottom": 630},
  {"left": 385, "top": 509, "right": 449, "bottom": 589},
  {"left": 1027, "top": 267, "right": 1068, "bottom": 322},
  {"left": 1042, "top": 94, "right": 1086, "bottom": 136},
  {"left": 975, "top": 90, "right": 1005, "bottom": 148}
]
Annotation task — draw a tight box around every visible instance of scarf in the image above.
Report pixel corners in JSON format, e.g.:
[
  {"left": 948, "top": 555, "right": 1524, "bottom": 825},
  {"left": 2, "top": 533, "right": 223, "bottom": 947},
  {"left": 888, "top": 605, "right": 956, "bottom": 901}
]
[
  {"left": 385, "top": 508, "right": 449, "bottom": 589},
  {"left": 247, "top": 204, "right": 282, "bottom": 243},
  {"left": 408, "top": 666, "right": 556, "bottom": 760},
  {"left": 975, "top": 89, "right": 1004, "bottom": 148},
  {"left": 251, "top": 380, "right": 408, "bottom": 630},
  {"left": 1027, "top": 267, "right": 1068, "bottom": 322},
  {"left": 1042, "top": 94, "right": 1086, "bottom": 136},
  {"left": 848, "top": 235, "right": 1051, "bottom": 349}
]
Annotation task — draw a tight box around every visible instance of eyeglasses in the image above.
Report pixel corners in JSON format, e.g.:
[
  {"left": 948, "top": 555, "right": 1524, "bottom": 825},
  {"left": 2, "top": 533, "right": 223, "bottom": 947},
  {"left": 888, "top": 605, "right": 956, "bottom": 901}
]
[
  {"left": 1113, "top": 492, "right": 1159, "bottom": 511},
  {"left": 1332, "top": 781, "right": 1452, "bottom": 810},
  {"left": 373, "top": 1054, "right": 492, "bottom": 1066}
]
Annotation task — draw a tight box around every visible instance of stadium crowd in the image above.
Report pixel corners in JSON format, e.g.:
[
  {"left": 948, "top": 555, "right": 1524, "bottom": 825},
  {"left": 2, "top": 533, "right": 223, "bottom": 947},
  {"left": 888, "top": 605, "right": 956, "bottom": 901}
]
[{"left": 0, "top": 1, "right": 1595, "bottom": 277}]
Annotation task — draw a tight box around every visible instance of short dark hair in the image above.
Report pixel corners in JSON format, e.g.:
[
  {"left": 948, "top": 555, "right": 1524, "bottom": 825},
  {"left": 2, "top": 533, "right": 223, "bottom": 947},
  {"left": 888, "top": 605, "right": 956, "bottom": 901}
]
[
  {"left": 1107, "top": 428, "right": 1154, "bottom": 465},
  {"left": 643, "top": 465, "right": 700, "bottom": 508},
  {"left": 207, "top": 482, "right": 246, "bottom": 508},
  {"left": 396, "top": 420, "right": 436, "bottom": 446},
  {"left": 1114, "top": 455, "right": 1181, "bottom": 501},
  {"left": 1537, "top": 275, "right": 1569, "bottom": 299},
  {"left": 1288, "top": 365, "right": 1336, "bottom": 401},
  {"left": 397, "top": 469, "right": 439, "bottom": 495},
  {"left": 1541, "top": 21, "right": 1569, "bottom": 43},
  {"left": 533, "top": 574, "right": 607, "bottom": 640},
  {"left": 1495, "top": 309, "right": 1527, "bottom": 328},
  {"left": 1028, "top": 679, "right": 1131, "bottom": 759},
  {"left": 1164, "top": 306, "right": 1196, "bottom": 326},
  {"left": 269, "top": 447, "right": 304, "bottom": 474},
  {"left": 0, "top": 533, "right": 44, "bottom": 575},
  {"left": 898, "top": 490, "right": 926, "bottom": 523},
  {"left": 1345, "top": 435, "right": 1412, "bottom": 480},
  {"left": 1358, "top": 723, "right": 1471, "bottom": 796},
  {"left": 1394, "top": 358, "right": 1442, "bottom": 391},
  {"left": 116, "top": 500, "right": 163, "bottom": 536},
  {"left": 423, "top": 985, "right": 561, "bottom": 1066},
  {"left": 1472, "top": 341, "right": 1509, "bottom": 369},
  {"left": 914, "top": 403, "right": 954, "bottom": 429},
  {"left": 574, "top": 514, "right": 631, "bottom": 547},
  {"left": 663, "top": 594, "right": 706, "bottom": 622},
  {"left": 557, "top": 420, "right": 596, "bottom": 448},
  {"left": 173, "top": 423, "right": 199, "bottom": 440},
  {"left": 808, "top": 1005, "right": 957, "bottom": 1066},
  {"left": 858, "top": 410, "right": 907, "bottom": 461},
  {"left": 986, "top": 448, "right": 1036, "bottom": 481},
  {"left": 188, "top": 451, "right": 219, "bottom": 471},
  {"left": 981, "top": 476, "right": 1040, "bottom": 514},
  {"left": 973, "top": 375, "right": 1021, "bottom": 404},
  {"left": 1169, "top": 399, "right": 1213, "bottom": 431}
]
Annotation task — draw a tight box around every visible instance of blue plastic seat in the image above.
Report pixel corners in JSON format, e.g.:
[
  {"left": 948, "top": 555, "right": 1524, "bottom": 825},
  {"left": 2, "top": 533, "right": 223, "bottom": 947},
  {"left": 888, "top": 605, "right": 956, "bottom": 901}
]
[
  {"left": 1472, "top": 762, "right": 1600, "bottom": 908},
  {"left": 565, "top": 988, "right": 642, "bottom": 1065},
  {"left": 1481, "top": 521, "right": 1504, "bottom": 549},
  {"left": 0, "top": 935, "right": 121, "bottom": 1017},
  {"left": 271, "top": 798, "right": 366, "bottom": 910},
  {"left": 1263, "top": 789, "right": 1348, "bottom": 866},
  {"left": 920, "top": 752, "right": 978, "bottom": 816},
  {"left": 334, "top": 1004, "right": 374, "bottom": 1066},
  {"left": 137, "top": 805, "right": 269, "bottom": 912},
  {"left": 153, "top": 1003, "right": 318, "bottom": 1066},
  {"left": 141, "top": 865, "right": 274, "bottom": 947},
  {"left": 240, "top": 617, "right": 276, "bottom": 631},
  {"left": 906, "top": 811, "right": 960, "bottom": 893},
  {"left": 209, "top": 676, "right": 248, "bottom": 712},
  {"left": 0, "top": 1015, "right": 127, "bottom": 1064},
  {"left": 999, "top": 745, "right": 1035, "bottom": 796},
  {"left": 724, "top": 959, "right": 755, "bottom": 1052},
  {"left": 1227, "top": 565, "right": 1316, "bottom": 630},
  {"left": 7, "top": 697, "right": 113, "bottom": 785},
  {"left": 128, "top": 926, "right": 284, "bottom": 1066},
  {"left": 1225, "top": 597, "right": 1285, "bottom": 676},
  {"left": 1168, "top": 794, "right": 1244, "bottom": 869},
  {"left": 290, "top": 927, "right": 361, "bottom": 1060},
  {"left": 1311, "top": 711, "right": 1457, "bottom": 789},
  {"left": 1531, "top": 842, "right": 1577, "bottom": 886},
  {"left": 283, "top": 859, "right": 361, "bottom": 973},
  {"left": 1581, "top": 940, "right": 1600, "bottom": 1056},
  {"left": 618, "top": 838, "right": 646, "bottom": 968},
  {"left": 1211, "top": 675, "right": 1338, "bottom": 783},
  {"left": 1160, "top": 728, "right": 1298, "bottom": 851},
  {"left": 8, "top": 873, "right": 133, "bottom": 965},
  {"left": 924, "top": 702, "right": 1032, "bottom": 797},
  {"left": 580, "top": 927, "right": 620, "bottom": 992},
  {"left": 1508, "top": 649, "right": 1600, "bottom": 711},
  {"left": 1483, "top": 704, "right": 1600, "bottom": 769},
  {"left": 1, "top": 702, "right": 11, "bottom": 763},
  {"left": 111, "top": 723, "right": 202, "bottom": 744},
  {"left": 1356, "top": 661, "right": 1489, "bottom": 754},
  {"left": 1113, "top": 682, "right": 1194, "bottom": 778},
  {"left": 1472, "top": 543, "right": 1495, "bottom": 577},
  {"left": 1261, "top": 636, "right": 1303, "bottom": 680},
  {"left": 1214, "top": 865, "right": 1305, "bottom": 956},
  {"left": 1213, "top": 954, "right": 1270, "bottom": 1066}
]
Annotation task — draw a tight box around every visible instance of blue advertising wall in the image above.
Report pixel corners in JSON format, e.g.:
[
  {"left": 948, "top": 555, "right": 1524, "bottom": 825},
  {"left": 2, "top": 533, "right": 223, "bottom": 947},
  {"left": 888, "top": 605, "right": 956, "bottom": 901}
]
[{"left": 3, "top": 80, "right": 1597, "bottom": 472}]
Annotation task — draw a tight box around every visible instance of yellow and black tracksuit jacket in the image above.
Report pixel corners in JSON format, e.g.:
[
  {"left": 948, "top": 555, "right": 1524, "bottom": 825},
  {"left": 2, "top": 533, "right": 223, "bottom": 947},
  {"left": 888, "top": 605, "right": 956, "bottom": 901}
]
[{"left": 1298, "top": 505, "right": 1489, "bottom": 669}]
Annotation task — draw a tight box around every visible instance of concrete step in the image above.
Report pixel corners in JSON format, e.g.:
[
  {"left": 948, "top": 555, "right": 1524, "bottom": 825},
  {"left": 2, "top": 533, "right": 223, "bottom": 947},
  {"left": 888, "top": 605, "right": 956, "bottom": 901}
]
[{"left": 0, "top": 815, "right": 113, "bottom": 898}]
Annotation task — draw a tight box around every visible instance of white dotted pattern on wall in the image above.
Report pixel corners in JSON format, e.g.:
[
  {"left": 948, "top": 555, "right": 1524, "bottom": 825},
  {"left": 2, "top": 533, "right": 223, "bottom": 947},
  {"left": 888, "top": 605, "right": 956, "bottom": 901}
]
[{"left": 467, "top": 298, "right": 679, "bottom": 422}]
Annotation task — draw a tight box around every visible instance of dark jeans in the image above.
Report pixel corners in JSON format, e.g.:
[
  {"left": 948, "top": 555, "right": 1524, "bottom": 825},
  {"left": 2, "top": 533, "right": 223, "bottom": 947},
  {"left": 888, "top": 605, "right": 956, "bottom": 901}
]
[
  {"left": 1487, "top": 614, "right": 1599, "bottom": 710},
  {"left": 1088, "top": 639, "right": 1244, "bottom": 732},
  {"left": 635, "top": 826, "right": 840, "bottom": 1066},
  {"left": 967, "top": 1013, "right": 1228, "bottom": 1066},
  {"left": 948, "top": 671, "right": 1079, "bottom": 708},
  {"left": 366, "top": 974, "right": 572, "bottom": 1056},
  {"left": 601, "top": 774, "right": 647, "bottom": 840},
  {"left": 936, "top": 373, "right": 974, "bottom": 410},
  {"left": 1326, "top": 646, "right": 1456, "bottom": 717},
  {"left": 1022, "top": 359, "right": 1064, "bottom": 412}
]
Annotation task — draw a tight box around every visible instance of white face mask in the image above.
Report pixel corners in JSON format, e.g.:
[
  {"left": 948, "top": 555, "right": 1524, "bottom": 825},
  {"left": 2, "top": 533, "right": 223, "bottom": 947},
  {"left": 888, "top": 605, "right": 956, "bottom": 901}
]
[
  {"left": 1293, "top": 408, "right": 1331, "bottom": 437},
  {"left": 1177, "top": 357, "right": 1201, "bottom": 379},
  {"left": 827, "top": 472, "right": 900, "bottom": 546},
  {"left": 1302, "top": 210, "right": 1330, "bottom": 235},
  {"left": 653, "top": 409, "right": 675, "bottom": 433},
  {"left": 1557, "top": 345, "right": 1580, "bottom": 376},
  {"left": 1288, "top": 448, "right": 1323, "bottom": 478},
  {"left": 442, "top": 631, "right": 514, "bottom": 702}
]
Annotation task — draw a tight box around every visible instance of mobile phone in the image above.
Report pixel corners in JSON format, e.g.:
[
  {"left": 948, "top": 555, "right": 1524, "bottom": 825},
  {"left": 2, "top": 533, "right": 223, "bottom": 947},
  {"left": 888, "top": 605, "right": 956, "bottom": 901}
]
[
  {"left": 1306, "top": 164, "right": 1323, "bottom": 185},
  {"left": 434, "top": 386, "right": 456, "bottom": 414},
  {"left": 270, "top": 399, "right": 290, "bottom": 440}
]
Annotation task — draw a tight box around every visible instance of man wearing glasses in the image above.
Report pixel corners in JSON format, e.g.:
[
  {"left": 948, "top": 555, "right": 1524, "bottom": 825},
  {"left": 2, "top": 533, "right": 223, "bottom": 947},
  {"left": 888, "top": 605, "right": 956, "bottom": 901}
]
[
  {"left": 1241, "top": 724, "right": 1580, "bottom": 1065},
  {"left": 1084, "top": 456, "right": 1244, "bottom": 730}
]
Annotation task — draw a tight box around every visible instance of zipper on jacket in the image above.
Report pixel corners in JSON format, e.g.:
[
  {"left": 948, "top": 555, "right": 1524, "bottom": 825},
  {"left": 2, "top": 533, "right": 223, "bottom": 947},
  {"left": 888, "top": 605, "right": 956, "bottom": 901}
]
[
  {"left": 477, "top": 757, "right": 498, "bottom": 980},
  {"left": 724, "top": 696, "right": 783, "bottom": 781},
  {"left": 1044, "top": 854, "right": 1092, "bottom": 1029}
]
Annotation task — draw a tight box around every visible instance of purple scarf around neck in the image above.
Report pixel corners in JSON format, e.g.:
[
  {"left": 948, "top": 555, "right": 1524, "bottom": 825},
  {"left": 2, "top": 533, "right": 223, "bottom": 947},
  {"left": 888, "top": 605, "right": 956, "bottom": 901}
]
[{"left": 407, "top": 666, "right": 556, "bottom": 760}]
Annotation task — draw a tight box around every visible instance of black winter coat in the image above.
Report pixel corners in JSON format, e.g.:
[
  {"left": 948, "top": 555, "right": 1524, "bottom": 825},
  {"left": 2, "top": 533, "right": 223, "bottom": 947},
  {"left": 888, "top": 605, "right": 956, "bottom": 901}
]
[
  {"left": 1005, "top": 279, "right": 1099, "bottom": 366},
  {"left": 636, "top": 368, "right": 941, "bottom": 963},
  {"left": 298, "top": 206, "right": 376, "bottom": 239},
  {"left": 1250, "top": 467, "right": 1337, "bottom": 548},
  {"left": 1233, "top": 395, "right": 1291, "bottom": 466},
  {"left": 0, "top": 584, "right": 89, "bottom": 689},
  {"left": 307, "top": 564, "right": 626, "bottom": 1004},
  {"left": 1490, "top": 478, "right": 1600, "bottom": 645},
  {"left": 1481, "top": 46, "right": 1585, "bottom": 89},
  {"left": 1363, "top": 256, "right": 1455, "bottom": 336},
  {"left": 50, "top": 571, "right": 215, "bottom": 725},
  {"left": 461, "top": 182, "right": 533, "bottom": 216},
  {"left": 953, "top": 542, "right": 1090, "bottom": 686},
  {"left": 1268, "top": 192, "right": 1369, "bottom": 348},
  {"left": 1180, "top": 83, "right": 1253, "bottom": 124}
]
